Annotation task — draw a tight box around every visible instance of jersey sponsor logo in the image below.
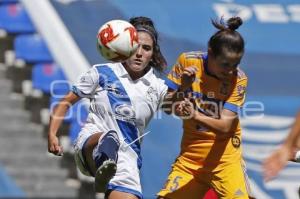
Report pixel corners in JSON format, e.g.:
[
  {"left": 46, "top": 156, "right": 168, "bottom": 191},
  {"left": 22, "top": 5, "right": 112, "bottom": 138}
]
[{"left": 114, "top": 104, "right": 136, "bottom": 122}]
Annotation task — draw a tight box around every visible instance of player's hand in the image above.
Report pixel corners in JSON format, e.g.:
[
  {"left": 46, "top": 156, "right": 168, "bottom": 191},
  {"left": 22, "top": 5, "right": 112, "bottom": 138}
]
[
  {"left": 48, "top": 134, "right": 63, "bottom": 156},
  {"left": 262, "top": 145, "right": 292, "bottom": 181},
  {"left": 178, "top": 98, "right": 196, "bottom": 119},
  {"left": 179, "top": 66, "right": 198, "bottom": 92}
]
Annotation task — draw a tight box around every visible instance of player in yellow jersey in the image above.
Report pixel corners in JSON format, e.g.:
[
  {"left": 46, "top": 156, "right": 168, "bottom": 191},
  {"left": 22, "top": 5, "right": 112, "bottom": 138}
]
[{"left": 158, "top": 17, "right": 254, "bottom": 199}]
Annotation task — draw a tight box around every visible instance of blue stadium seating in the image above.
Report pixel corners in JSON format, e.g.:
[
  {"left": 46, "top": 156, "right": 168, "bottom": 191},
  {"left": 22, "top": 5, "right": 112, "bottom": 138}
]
[
  {"left": 14, "top": 34, "right": 52, "bottom": 63},
  {"left": 0, "top": 3, "right": 35, "bottom": 33},
  {"left": 0, "top": 0, "right": 19, "bottom": 4},
  {"left": 32, "top": 63, "right": 67, "bottom": 94}
]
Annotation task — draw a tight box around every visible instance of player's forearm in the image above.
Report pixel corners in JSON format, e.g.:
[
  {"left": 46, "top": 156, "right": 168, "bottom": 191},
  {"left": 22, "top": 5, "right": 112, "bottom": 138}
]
[
  {"left": 193, "top": 112, "right": 238, "bottom": 134},
  {"left": 48, "top": 102, "right": 70, "bottom": 138}
]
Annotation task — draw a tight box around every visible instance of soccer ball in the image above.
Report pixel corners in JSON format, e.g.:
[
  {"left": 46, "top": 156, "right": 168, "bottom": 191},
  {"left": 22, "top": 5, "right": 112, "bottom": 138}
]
[{"left": 97, "top": 19, "right": 139, "bottom": 62}]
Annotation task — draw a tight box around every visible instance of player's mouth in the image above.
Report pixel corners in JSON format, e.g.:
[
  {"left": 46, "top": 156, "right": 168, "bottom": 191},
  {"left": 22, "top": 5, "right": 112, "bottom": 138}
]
[{"left": 133, "top": 59, "right": 142, "bottom": 65}]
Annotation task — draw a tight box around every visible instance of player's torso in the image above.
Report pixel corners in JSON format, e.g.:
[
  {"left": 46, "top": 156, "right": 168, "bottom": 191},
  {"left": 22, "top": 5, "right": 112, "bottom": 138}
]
[
  {"left": 89, "top": 63, "right": 163, "bottom": 135},
  {"left": 179, "top": 52, "right": 242, "bottom": 170}
]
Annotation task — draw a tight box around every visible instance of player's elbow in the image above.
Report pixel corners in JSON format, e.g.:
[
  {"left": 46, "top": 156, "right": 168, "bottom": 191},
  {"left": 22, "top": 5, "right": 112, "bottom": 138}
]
[{"left": 219, "top": 127, "right": 234, "bottom": 134}]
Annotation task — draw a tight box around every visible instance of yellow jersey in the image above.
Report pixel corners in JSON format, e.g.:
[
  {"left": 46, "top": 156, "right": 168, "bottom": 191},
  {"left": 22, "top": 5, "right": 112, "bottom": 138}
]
[{"left": 166, "top": 51, "right": 248, "bottom": 171}]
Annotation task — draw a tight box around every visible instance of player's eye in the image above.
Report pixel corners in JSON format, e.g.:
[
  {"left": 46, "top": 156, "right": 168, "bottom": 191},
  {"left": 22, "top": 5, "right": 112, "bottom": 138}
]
[{"left": 142, "top": 44, "right": 152, "bottom": 51}]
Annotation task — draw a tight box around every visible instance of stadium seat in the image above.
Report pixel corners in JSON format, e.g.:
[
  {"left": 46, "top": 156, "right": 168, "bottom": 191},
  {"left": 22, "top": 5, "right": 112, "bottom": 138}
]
[
  {"left": 0, "top": 3, "right": 35, "bottom": 34},
  {"left": 7, "top": 34, "right": 53, "bottom": 93},
  {"left": 0, "top": 0, "right": 19, "bottom": 5},
  {"left": 26, "top": 63, "right": 68, "bottom": 123},
  {"left": 0, "top": 2, "right": 35, "bottom": 63},
  {"left": 14, "top": 34, "right": 52, "bottom": 63},
  {"left": 32, "top": 63, "right": 67, "bottom": 94}
]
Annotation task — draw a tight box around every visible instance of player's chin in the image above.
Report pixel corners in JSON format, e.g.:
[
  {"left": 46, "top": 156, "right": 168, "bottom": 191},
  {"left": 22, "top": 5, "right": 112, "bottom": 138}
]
[{"left": 131, "top": 64, "right": 147, "bottom": 72}]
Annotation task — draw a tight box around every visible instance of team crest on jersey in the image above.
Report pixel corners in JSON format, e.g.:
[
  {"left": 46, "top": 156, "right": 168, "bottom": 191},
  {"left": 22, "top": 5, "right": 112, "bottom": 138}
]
[
  {"left": 231, "top": 135, "right": 241, "bottom": 148},
  {"left": 146, "top": 86, "right": 159, "bottom": 102}
]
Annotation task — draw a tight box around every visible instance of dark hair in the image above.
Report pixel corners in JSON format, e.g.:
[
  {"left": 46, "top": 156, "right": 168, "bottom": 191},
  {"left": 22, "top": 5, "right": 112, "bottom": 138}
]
[
  {"left": 208, "top": 17, "right": 244, "bottom": 57},
  {"left": 129, "top": 16, "right": 167, "bottom": 72}
]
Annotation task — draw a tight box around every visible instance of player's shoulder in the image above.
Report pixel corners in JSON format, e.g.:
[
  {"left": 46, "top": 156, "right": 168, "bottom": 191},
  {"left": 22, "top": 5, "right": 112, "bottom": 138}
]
[
  {"left": 177, "top": 51, "right": 207, "bottom": 70},
  {"left": 149, "top": 68, "right": 167, "bottom": 86},
  {"left": 92, "top": 62, "right": 123, "bottom": 75}
]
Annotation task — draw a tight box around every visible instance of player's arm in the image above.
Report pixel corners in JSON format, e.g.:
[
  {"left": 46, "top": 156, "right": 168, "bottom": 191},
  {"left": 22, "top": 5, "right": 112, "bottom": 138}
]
[
  {"left": 283, "top": 111, "right": 300, "bottom": 152},
  {"left": 182, "top": 76, "right": 246, "bottom": 134},
  {"left": 48, "top": 66, "right": 99, "bottom": 156},
  {"left": 162, "top": 53, "right": 198, "bottom": 115},
  {"left": 192, "top": 105, "right": 238, "bottom": 134},
  {"left": 48, "top": 92, "right": 80, "bottom": 156}
]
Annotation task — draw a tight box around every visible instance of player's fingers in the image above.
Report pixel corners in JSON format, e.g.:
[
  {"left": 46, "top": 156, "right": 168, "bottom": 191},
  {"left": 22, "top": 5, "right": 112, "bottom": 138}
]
[
  {"left": 186, "top": 66, "right": 198, "bottom": 73},
  {"left": 183, "top": 67, "right": 197, "bottom": 76},
  {"left": 49, "top": 144, "right": 57, "bottom": 153},
  {"left": 48, "top": 143, "right": 62, "bottom": 156}
]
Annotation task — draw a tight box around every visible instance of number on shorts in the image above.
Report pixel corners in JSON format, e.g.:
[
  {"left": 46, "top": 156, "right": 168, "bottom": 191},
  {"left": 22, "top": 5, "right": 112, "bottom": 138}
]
[{"left": 170, "top": 176, "right": 182, "bottom": 192}]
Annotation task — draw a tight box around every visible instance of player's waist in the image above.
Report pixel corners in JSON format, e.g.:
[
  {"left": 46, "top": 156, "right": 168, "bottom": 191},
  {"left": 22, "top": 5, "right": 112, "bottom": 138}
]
[
  {"left": 178, "top": 148, "right": 242, "bottom": 171},
  {"left": 179, "top": 135, "right": 243, "bottom": 168}
]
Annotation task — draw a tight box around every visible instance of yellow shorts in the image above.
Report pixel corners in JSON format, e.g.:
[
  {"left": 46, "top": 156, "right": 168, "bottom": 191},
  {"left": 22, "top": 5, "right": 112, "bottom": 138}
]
[{"left": 157, "top": 160, "right": 252, "bottom": 199}]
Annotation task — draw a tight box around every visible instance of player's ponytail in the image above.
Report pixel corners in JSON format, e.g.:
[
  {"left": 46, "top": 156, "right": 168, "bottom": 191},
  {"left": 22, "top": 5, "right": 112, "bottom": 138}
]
[
  {"left": 208, "top": 16, "right": 244, "bottom": 57},
  {"left": 227, "top": 17, "right": 243, "bottom": 31}
]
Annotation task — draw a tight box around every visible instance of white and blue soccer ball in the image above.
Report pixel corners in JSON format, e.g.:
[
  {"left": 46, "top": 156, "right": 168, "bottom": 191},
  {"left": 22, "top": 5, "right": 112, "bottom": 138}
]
[{"left": 97, "top": 19, "right": 139, "bottom": 62}]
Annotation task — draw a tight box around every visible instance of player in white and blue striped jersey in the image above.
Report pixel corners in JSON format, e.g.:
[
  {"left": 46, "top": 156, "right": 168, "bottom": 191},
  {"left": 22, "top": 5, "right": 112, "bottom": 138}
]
[{"left": 48, "top": 16, "right": 168, "bottom": 199}]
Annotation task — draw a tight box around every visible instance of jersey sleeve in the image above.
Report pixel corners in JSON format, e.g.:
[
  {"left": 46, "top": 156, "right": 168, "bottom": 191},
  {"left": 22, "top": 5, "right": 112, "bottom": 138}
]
[
  {"left": 72, "top": 66, "right": 99, "bottom": 98},
  {"left": 223, "top": 77, "right": 248, "bottom": 113},
  {"left": 165, "top": 53, "right": 186, "bottom": 90}
]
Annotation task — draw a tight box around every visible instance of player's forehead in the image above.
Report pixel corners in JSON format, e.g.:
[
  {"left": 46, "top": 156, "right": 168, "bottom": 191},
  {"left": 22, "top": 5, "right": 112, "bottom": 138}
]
[{"left": 137, "top": 31, "right": 153, "bottom": 46}]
